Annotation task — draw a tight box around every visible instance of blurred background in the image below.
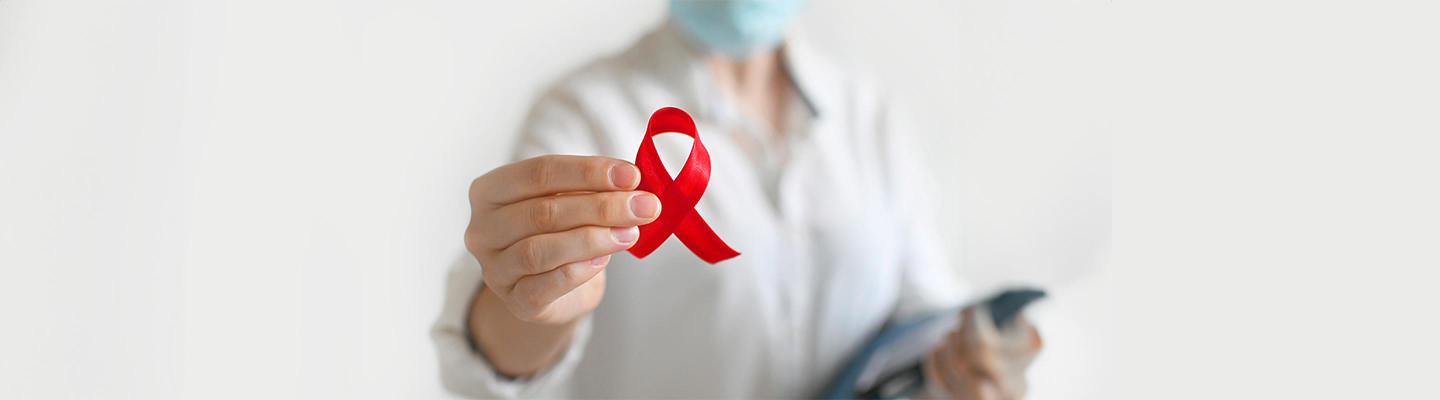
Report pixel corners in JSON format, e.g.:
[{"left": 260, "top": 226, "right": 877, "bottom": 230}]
[{"left": 3, "top": 0, "right": 1437, "bottom": 399}]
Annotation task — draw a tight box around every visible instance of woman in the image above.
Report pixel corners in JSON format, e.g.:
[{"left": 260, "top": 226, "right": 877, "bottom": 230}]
[{"left": 432, "top": 1, "right": 1042, "bottom": 398}]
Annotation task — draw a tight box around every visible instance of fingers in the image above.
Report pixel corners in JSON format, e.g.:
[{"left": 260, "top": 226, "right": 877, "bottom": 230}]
[
  {"left": 958, "top": 308, "right": 1003, "bottom": 373},
  {"left": 475, "top": 191, "right": 661, "bottom": 249},
  {"left": 933, "top": 330, "right": 1013, "bottom": 400},
  {"left": 957, "top": 308, "right": 1016, "bottom": 399},
  {"left": 928, "top": 307, "right": 1038, "bottom": 400},
  {"left": 506, "top": 255, "right": 610, "bottom": 321},
  {"left": 492, "top": 225, "right": 639, "bottom": 283},
  {"left": 472, "top": 155, "right": 640, "bottom": 206},
  {"left": 1028, "top": 324, "right": 1044, "bottom": 353},
  {"left": 928, "top": 343, "right": 979, "bottom": 399}
]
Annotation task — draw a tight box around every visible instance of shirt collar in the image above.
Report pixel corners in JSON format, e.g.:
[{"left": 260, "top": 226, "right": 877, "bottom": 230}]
[
  {"left": 638, "top": 22, "right": 835, "bottom": 124},
  {"left": 779, "top": 31, "right": 835, "bottom": 119}
]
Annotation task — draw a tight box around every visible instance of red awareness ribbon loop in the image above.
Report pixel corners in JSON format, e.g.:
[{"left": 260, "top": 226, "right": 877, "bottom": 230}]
[{"left": 626, "top": 107, "right": 740, "bottom": 264}]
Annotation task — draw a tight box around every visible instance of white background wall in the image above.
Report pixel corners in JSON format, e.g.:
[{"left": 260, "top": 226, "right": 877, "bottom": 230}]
[{"left": 3, "top": 0, "right": 1436, "bottom": 399}]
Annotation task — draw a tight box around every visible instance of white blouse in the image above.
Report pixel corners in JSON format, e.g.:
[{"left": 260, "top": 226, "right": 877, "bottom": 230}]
[{"left": 432, "top": 24, "right": 968, "bottom": 399}]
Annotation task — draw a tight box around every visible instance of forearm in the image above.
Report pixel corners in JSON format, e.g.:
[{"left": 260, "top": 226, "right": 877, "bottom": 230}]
[{"left": 468, "top": 285, "right": 578, "bottom": 378}]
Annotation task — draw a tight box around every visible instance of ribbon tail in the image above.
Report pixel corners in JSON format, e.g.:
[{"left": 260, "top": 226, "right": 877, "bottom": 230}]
[{"left": 673, "top": 213, "right": 740, "bottom": 264}]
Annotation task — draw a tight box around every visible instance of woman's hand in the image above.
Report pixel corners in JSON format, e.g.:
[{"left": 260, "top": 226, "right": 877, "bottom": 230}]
[
  {"left": 464, "top": 155, "right": 660, "bottom": 377},
  {"left": 463, "top": 154, "right": 659, "bottom": 326},
  {"left": 466, "top": 155, "right": 661, "bottom": 325},
  {"left": 922, "top": 306, "right": 1044, "bottom": 400}
]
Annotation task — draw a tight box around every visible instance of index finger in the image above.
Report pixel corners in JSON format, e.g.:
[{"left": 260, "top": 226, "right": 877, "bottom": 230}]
[{"left": 473, "top": 155, "right": 640, "bottom": 205}]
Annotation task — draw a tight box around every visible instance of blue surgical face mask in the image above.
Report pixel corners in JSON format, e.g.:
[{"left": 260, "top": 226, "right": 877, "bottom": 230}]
[{"left": 668, "top": 0, "right": 805, "bottom": 57}]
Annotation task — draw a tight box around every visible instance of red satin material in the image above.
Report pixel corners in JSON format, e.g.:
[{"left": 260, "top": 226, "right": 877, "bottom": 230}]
[{"left": 626, "top": 107, "right": 740, "bottom": 264}]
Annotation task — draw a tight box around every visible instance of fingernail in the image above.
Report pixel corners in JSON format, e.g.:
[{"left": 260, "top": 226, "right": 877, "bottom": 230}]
[
  {"left": 590, "top": 255, "right": 610, "bottom": 268},
  {"left": 609, "top": 164, "right": 639, "bottom": 189},
  {"left": 611, "top": 226, "right": 639, "bottom": 245},
  {"left": 629, "top": 193, "right": 660, "bottom": 219}
]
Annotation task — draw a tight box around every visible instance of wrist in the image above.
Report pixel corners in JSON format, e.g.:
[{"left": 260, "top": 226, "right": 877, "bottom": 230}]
[{"left": 470, "top": 285, "right": 579, "bottom": 378}]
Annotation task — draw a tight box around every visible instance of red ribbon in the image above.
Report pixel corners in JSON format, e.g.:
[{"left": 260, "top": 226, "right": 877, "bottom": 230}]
[{"left": 626, "top": 107, "right": 740, "bottom": 264}]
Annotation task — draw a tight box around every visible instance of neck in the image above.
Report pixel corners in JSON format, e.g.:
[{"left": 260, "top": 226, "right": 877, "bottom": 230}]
[
  {"left": 705, "top": 49, "right": 783, "bottom": 95},
  {"left": 703, "top": 48, "right": 793, "bottom": 132}
]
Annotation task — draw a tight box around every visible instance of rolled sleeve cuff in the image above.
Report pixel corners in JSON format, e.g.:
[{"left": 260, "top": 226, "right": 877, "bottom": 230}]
[
  {"left": 431, "top": 255, "right": 592, "bottom": 398},
  {"left": 433, "top": 312, "right": 592, "bottom": 399}
]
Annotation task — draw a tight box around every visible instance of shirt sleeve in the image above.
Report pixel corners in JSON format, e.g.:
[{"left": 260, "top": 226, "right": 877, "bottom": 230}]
[
  {"left": 431, "top": 253, "right": 594, "bottom": 398},
  {"left": 430, "top": 89, "right": 604, "bottom": 398},
  {"left": 876, "top": 96, "right": 972, "bottom": 321}
]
